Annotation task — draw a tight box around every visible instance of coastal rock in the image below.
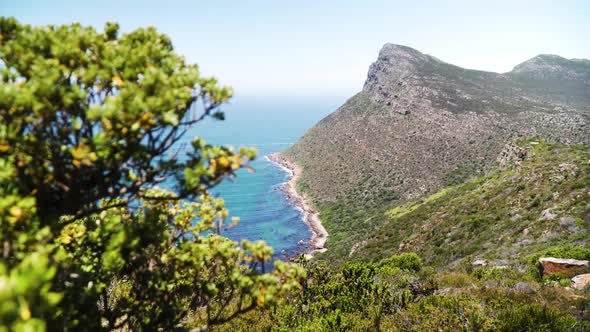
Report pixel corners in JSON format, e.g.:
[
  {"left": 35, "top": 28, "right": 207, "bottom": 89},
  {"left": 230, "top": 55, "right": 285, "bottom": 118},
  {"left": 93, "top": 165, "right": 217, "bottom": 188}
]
[
  {"left": 284, "top": 43, "right": 590, "bottom": 267},
  {"left": 571, "top": 273, "right": 590, "bottom": 290},
  {"left": 539, "top": 257, "right": 590, "bottom": 277},
  {"left": 512, "top": 54, "right": 590, "bottom": 83},
  {"left": 559, "top": 216, "right": 581, "bottom": 233}
]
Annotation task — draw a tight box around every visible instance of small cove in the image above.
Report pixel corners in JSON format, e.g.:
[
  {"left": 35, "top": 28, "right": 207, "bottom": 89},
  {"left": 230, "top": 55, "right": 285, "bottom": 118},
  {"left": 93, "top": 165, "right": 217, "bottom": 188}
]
[{"left": 177, "top": 96, "right": 342, "bottom": 259}]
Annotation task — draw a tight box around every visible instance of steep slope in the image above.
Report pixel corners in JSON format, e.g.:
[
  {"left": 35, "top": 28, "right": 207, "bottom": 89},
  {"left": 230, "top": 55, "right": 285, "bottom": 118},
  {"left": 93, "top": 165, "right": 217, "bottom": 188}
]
[
  {"left": 285, "top": 44, "right": 590, "bottom": 209},
  {"left": 350, "top": 140, "right": 589, "bottom": 267}
]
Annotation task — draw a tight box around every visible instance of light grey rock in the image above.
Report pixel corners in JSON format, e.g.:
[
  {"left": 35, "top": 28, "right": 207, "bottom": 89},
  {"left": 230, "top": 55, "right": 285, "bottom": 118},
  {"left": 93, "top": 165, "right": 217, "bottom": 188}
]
[
  {"left": 559, "top": 216, "right": 581, "bottom": 233},
  {"left": 472, "top": 259, "right": 487, "bottom": 267},
  {"left": 286, "top": 43, "right": 590, "bottom": 207},
  {"left": 498, "top": 143, "right": 527, "bottom": 170},
  {"left": 571, "top": 273, "right": 590, "bottom": 290},
  {"left": 540, "top": 208, "right": 556, "bottom": 221}
]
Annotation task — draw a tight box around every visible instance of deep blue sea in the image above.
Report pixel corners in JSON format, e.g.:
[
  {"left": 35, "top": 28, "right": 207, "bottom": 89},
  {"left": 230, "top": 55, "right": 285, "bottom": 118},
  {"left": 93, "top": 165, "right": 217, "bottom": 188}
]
[{"left": 182, "top": 96, "right": 342, "bottom": 259}]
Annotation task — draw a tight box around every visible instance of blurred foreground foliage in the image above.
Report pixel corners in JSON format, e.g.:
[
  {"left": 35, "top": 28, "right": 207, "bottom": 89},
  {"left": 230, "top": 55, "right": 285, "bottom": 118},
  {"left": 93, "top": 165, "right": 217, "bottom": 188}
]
[{"left": 0, "top": 18, "right": 303, "bottom": 331}]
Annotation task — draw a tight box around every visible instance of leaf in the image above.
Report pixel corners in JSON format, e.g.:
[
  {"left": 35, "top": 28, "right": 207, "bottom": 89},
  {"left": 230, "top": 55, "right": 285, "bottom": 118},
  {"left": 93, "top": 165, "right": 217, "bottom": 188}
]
[
  {"left": 162, "top": 111, "right": 179, "bottom": 126},
  {"left": 112, "top": 74, "right": 124, "bottom": 87}
]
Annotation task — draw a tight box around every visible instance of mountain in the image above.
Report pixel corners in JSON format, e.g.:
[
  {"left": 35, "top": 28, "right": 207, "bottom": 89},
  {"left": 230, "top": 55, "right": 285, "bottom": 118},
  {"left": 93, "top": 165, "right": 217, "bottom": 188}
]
[
  {"left": 227, "top": 139, "right": 590, "bottom": 330},
  {"left": 508, "top": 54, "right": 590, "bottom": 106},
  {"left": 284, "top": 44, "right": 590, "bottom": 209},
  {"left": 222, "top": 45, "right": 590, "bottom": 331}
]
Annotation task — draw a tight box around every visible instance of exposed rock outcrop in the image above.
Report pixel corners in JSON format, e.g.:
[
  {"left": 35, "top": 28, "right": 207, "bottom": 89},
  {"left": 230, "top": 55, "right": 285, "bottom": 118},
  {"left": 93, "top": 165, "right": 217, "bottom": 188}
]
[
  {"left": 539, "top": 257, "right": 590, "bottom": 277},
  {"left": 497, "top": 143, "right": 528, "bottom": 170}
]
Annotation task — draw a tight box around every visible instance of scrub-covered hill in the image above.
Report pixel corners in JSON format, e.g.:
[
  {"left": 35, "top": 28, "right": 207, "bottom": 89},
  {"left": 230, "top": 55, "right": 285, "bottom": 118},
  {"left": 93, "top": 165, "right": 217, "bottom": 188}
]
[
  {"left": 340, "top": 140, "right": 589, "bottom": 268},
  {"left": 284, "top": 44, "right": 590, "bottom": 208}
]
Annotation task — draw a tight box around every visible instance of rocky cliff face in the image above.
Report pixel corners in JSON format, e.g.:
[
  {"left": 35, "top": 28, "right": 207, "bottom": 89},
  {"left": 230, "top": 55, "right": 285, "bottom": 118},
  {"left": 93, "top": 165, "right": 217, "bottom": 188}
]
[{"left": 284, "top": 44, "right": 590, "bottom": 206}]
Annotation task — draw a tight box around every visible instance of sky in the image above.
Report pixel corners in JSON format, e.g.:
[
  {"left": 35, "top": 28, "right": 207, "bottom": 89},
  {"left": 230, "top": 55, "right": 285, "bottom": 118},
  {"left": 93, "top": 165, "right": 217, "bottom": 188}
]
[{"left": 2, "top": 0, "right": 589, "bottom": 97}]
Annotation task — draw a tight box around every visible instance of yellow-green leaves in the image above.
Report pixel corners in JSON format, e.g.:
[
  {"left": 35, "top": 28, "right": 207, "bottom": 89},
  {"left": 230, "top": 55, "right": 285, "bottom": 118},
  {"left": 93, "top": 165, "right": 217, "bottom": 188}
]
[
  {"left": 69, "top": 143, "right": 97, "bottom": 168},
  {"left": 0, "top": 251, "right": 62, "bottom": 332},
  {"left": 0, "top": 194, "right": 35, "bottom": 226},
  {"left": 112, "top": 74, "right": 124, "bottom": 87},
  {"left": 104, "top": 22, "right": 119, "bottom": 41},
  {"left": 0, "top": 16, "right": 246, "bottom": 222},
  {"left": 242, "top": 240, "right": 274, "bottom": 263},
  {"left": 58, "top": 222, "right": 86, "bottom": 245},
  {"left": 162, "top": 110, "right": 179, "bottom": 126},
  {"left": 0, "top": 18, "right": 303, "bottom": 331}
]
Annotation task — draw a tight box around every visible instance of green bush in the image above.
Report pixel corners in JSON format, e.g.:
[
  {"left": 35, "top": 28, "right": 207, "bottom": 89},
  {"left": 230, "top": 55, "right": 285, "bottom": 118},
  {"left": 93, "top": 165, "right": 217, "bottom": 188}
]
[
  {"left": 0, "top": 18, "right": 304, "bottom": 331},
  {"left": 377, "top": 253, "right": 423, "bottom": 272},
  {"left": 495, "top": 304, "right": 576, "bottom": 332}
]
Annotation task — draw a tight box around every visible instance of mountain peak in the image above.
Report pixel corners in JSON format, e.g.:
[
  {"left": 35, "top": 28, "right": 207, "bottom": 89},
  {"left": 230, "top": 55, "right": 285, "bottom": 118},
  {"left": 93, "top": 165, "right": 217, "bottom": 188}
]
[
  {"left": 374, "top": 43, "right": 442, "bottom": 68},
  {"left": 512, "top": 54, "right": 566, "bottom": 71},
  {"left": 363, "top": 44, "right": 444, "bottom": 105},
  {"left": 510, "top": 54, "right": 590, "bottom": 81}
]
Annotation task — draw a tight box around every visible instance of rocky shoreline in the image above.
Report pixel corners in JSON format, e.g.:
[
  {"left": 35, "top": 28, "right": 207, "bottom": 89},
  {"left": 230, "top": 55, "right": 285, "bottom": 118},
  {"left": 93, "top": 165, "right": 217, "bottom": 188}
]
[{"left": 267, "top": 153, "right": 328, "bottom": 258}]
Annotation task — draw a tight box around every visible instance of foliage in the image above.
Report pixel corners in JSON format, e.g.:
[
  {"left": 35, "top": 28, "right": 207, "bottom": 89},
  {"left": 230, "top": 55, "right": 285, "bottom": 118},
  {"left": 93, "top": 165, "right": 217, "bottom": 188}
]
[
  {"left": 532, "top": 245, "right": 590, "bottom": 262},
  {"left": 214, "top": 253, "right": 586, "bottom": 331},
  {"left": 264, "top": 253, "right": 429, "bottom": 331},
  {"left": 0, "top": 18, "right": 304, "bottom": 331},
  {"left": 228, "top": 140, "right": 589, "bottom": 330},
  {"left": 319, "top": 140, "right": 590, "bottom": 268},
  {"left": 0, "top": 249, "right": 61, "bottom": 332},
  {"left": 0, "top": 17, "right": 246, "bottom": 223},
  {"left": 495, "top": 304, "right": 577, "bottom": 332},
  {"left": 2, "top": 17, "right": 588, "bottom": 332}
]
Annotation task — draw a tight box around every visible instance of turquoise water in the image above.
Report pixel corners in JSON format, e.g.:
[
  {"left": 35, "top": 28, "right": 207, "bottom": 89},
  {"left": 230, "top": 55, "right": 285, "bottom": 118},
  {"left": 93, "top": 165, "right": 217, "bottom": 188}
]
[{"left": 182, "top": 96, "right": 342, "bottom": 259}]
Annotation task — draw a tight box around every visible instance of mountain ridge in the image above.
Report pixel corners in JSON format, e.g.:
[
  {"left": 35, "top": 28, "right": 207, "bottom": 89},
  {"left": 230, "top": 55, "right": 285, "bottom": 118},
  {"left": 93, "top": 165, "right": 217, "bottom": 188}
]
[{"left": 284, "top": 44, "right": 589, "bottom": 209}]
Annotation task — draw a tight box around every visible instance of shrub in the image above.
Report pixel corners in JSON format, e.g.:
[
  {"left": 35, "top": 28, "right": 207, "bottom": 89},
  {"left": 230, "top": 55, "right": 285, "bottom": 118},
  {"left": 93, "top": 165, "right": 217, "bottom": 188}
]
[
  {"left": 495, "top": 304, "right": 576, "bottom": 332},
  {"left": 377, "top": 253, "right": 423, "bottom": 272}
]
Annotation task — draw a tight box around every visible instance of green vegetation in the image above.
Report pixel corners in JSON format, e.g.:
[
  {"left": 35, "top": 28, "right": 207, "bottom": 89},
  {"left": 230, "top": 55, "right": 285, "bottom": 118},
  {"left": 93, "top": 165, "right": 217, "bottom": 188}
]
[
  {"left": 1, "top": 18, "right": 589, "bottom": 331},
  {"left": 213, "top": 253, "right": 589, "bottom": 331},
  {"left": 317, "top": 140, "right": 589, "bottom": 269},
  {"left": 0, "top": 18, "right": 303, "bottom": 331},
  {"left": 209, "top": 142, "right": 590, "bottom": 331},
  {"left": 221, "top": 140, "right": 588, "bottom": 330}
]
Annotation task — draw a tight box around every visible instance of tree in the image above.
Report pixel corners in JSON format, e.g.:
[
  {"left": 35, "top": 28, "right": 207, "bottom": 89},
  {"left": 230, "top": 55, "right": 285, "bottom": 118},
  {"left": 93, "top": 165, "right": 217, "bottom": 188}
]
[{"left": 0, "top": 18, "right": 304, "bottom": 331}]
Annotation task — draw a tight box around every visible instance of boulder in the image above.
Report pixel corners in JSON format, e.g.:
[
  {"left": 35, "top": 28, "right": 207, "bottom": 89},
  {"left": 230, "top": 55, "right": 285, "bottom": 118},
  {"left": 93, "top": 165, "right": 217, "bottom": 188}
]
[
  {"left": 472, "top": 259, "right": 487, "bottom": 267},
  {"left": 539, "top": 257, "right": 590, "bottom": 277},
  {"left": 571, "top": 273, "right": 590, "bottom": 290}
]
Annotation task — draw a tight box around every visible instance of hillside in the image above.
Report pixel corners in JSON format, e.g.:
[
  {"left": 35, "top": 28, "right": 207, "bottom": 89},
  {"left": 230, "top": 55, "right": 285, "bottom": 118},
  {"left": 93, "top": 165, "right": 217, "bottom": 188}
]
[
  {"left": 217, "top": 140, "right": 590, "bottom": 331},
  {"left": 217, "top": 141, "right": 590, "bottom": 330},
  {"left": 334, "top": 140, "right": 589, "bottom": 267},
  {"left": 228, "top": 46, "right": 590, "bottom": 329},
  {"left": 284, "top": 44, "right": 590, "bottom": 209}
]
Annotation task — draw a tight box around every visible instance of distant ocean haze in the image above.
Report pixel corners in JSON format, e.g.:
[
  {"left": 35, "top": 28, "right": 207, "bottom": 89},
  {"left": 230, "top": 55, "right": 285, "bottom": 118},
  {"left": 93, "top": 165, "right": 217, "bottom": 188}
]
[{"left": 172, "top": 95, "right": 343, "bottom": 259}]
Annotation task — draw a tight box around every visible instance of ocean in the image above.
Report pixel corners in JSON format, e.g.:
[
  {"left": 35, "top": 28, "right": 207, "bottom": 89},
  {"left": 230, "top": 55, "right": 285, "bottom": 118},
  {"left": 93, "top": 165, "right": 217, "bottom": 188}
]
[{"left": 182, "top": 95, "right": 342, "bottom": 259}]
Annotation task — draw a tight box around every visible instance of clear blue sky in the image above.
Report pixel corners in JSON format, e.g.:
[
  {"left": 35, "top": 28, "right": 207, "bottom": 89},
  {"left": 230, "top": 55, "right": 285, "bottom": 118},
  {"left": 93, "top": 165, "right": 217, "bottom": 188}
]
[{"left": 2, "top": 0, "right": 589, "bottom": 97}]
